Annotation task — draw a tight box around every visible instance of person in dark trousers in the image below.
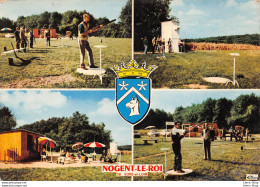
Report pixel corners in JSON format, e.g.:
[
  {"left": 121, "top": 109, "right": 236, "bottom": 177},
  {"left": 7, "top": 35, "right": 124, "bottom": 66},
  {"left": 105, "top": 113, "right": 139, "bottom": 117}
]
[
  {"left": 78, "top": 14, "right": 103, "bottom": 70},
  {"left": 28, "top": 29, "right": 35, "bottom": 48},
  {"left": 171, "top": 122, "right": 199, "bottom": 173},
  {"left": 45, "top": 30, "right": 51, "bottom": 47},
  {"left": 152, "top": 36, "right": 157, "bottom": 53},
  {"left": 229, "top": 126, "right": 234, "bottom": 141},
  {"left": 142, "top": 36, "right": 148, "bottom": 54},
  {"left": 171, "top": 122, "right": 185, "bottom": 173},
  {"left": 20, "top": 26, "right": 27, "bottom": 52},
  {"left": 14, "top": 27, "right": 20, "bottom": 49},
  {"left": 202, "top": 123, "right": 211, "bottom": 160}
]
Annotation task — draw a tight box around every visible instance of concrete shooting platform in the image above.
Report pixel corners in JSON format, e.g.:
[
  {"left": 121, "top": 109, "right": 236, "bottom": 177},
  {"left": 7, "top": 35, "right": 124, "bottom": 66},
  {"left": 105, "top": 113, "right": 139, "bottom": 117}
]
[
  {"left": 203, "top": 77, "right": 232, "bottom": 84},
  {"left": 76, "top": 67, "right": 105, "bottom": 76},
  {"left": 166, "top": 168, "right": 193, "bottom": 176}
]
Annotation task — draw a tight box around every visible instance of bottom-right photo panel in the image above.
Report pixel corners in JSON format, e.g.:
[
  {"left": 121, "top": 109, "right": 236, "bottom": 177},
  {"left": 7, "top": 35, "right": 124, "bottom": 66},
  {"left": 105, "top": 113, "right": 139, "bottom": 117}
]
[{"left": 134, "top": 89, "right": 259, "bottom": 181}]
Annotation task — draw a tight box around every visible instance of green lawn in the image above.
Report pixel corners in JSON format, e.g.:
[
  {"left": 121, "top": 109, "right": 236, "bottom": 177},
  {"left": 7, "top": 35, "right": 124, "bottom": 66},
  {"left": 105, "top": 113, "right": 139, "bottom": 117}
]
[
  {"left": 134, "top": 134, "right": 260, "bottom": 181},
  {"left": 0, "top": 167, "right": 131, "bottom": 181},
  {"left": 0, "top": 154, "right": 132, "bottom": 181},
  {"left": 0, "top": 37, "right": 131, "bottom": 88},
  {"left": 135, "top": 50, "right": 260, "bottom": 89}
]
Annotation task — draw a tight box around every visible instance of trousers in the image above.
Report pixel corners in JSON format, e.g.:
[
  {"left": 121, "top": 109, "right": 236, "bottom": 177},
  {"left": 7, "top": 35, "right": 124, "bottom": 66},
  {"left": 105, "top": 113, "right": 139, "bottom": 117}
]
[{"left": 78, "top": 39, "right": 94, "bottom": 67}]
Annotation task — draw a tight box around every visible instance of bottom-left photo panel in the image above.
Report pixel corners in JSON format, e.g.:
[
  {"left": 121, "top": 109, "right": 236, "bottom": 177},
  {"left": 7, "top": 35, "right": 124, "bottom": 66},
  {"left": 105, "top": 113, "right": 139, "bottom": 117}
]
[{"left": 0, "top": 90, "right": 132, "bottom": 181}]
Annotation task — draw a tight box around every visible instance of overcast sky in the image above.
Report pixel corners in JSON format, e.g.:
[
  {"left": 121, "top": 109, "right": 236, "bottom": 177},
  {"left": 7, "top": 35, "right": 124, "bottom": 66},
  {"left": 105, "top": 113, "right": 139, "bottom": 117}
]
[
  {"left": 0, "top": 89, "right": 259, "bottom": 145},
  {"left": 170, "top": 0, "right": 259, "bottom": 38}
]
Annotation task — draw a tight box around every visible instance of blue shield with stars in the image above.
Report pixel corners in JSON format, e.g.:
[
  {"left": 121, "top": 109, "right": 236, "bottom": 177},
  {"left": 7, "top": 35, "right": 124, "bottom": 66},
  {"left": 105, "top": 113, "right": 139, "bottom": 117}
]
[{"left": 116, "top": 78, "right": 151, "bottom": 125}]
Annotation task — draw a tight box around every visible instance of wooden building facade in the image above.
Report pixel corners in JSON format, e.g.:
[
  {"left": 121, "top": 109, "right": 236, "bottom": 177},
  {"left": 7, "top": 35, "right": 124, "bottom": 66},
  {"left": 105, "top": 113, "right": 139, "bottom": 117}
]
[
  {"left": 0, "top": 130, "right": 44, "bottom": 162},
  {"left": 33, "top": 28, "right": 56, "bottom": 38}
]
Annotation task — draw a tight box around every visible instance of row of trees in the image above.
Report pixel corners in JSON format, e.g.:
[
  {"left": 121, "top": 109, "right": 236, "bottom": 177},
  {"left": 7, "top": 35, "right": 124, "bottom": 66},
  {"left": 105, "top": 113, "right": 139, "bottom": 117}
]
[
  {"left": 0, "top": 106, "right": 112, "bottom": 151},
  {"left": 184, "top": 34, "right": 260, "bottom": 46},
  {"left": 0, "top": 0, "right": 131, "bottom": 38},
  {"left": 20, "top": 111, "right": 112, "bottom": 151},
  {"left": 136, "top": 94, "right": 259, "bottom": 133}
]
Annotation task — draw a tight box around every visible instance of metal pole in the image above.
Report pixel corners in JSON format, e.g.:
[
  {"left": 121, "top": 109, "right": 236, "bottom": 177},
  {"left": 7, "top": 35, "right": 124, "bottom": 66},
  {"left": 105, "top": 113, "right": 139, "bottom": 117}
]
[
  {"left": 132, "top": 0, "right": 134, "bottom": 60},
  {"left": 100, "top": 47, "right": 102, "bottom": 84}
]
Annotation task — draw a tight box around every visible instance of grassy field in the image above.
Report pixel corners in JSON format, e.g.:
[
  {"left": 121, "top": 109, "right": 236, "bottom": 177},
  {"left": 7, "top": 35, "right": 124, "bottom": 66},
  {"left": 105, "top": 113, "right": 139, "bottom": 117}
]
[
  {"left": 0, "top": 37, "right": 131, "bottom": 88},
  {"left": 0, "top": 154, "right": 132, "bottom": 181},
  {"left": 135, "top": 50, "right": 260, "bottom": 89},
  {"left": 133, "top": 134, "right": 260, "bottom": 181}
]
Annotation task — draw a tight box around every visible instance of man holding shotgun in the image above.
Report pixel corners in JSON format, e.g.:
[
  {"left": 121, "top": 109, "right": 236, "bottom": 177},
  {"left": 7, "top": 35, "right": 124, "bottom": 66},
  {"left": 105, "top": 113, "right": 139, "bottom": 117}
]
[
  {"left": 171, "top": 122, "right": 201, "bottom": 173},
  {"left": 78, "top": 14, "right": 104, "bottom": 70}
]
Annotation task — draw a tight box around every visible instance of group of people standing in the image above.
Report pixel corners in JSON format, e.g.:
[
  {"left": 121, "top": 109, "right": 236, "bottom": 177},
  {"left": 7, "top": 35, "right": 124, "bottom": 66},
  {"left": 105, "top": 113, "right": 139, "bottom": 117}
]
[
  {"left": 14, "top": 26, "right": 35, "bottom": 52},
  {"left": 142, "top": 36, "right": 172, "bottom": 54}
]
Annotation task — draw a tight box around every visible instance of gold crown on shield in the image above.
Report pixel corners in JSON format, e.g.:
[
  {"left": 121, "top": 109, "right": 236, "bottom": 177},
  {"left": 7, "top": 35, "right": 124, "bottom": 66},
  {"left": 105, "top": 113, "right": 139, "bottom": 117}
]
[{"left": 111, "top": 60, "right": 157, "bottom": 78}]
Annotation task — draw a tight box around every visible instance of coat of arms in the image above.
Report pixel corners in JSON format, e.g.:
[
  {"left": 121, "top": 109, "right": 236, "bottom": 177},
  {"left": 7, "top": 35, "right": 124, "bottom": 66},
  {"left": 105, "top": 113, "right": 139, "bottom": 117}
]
[{"left": 112, "top": 60, "right": 157, "bottom": 125}]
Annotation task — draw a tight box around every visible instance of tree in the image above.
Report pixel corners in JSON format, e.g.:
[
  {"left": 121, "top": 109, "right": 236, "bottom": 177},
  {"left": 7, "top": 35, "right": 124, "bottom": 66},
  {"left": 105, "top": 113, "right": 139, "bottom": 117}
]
[
  {"left": 227, "top": 94, "right": 259, "bottom": 133},
  {"left": 134, "top": 0, "right": 172, "bottom": 51},
  {"left": 20, "top": 111, "right": 112, "bottom": 152},
  {"left": 212, "top": 98, "right": 233, "bottom": 129},
  {"left": 198, "top": 98, "right": 216, "bottom": 122},
  {"left": 118, "top": 0, "right": 132, "bottom": 38},
  {"left": 0, "top": 106, "right": 17, "bottom": 132}
]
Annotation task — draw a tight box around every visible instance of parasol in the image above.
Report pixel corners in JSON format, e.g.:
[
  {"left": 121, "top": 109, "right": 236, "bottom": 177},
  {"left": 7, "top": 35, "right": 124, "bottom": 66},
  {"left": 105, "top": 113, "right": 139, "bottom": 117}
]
[
  {"left": 84, "top": 141, "right": 105, "bottom": 148},
  {"left": 72, "top": 142, "right": 83, "bottom": 150},
  {"left": 38, "top": 137, "right": 56, "bottom": 162}
]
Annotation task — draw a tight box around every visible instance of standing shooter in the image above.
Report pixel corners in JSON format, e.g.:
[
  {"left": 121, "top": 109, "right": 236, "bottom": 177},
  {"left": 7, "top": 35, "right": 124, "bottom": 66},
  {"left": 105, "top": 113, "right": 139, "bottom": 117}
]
[
  {"left": 171, "top": 122, "right": 201, "bottom": 173},
  {"left": 202, "top": 123, "right": 211, "bottom": 160},
  {"left": 78, "top": 14, "right": 103, "bottom": 70}
]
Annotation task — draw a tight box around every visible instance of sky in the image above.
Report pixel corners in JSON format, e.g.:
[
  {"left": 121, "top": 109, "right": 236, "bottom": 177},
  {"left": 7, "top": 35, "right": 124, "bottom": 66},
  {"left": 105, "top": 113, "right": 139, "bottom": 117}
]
[
  {"left": 170, "top": 0, "right": 259, "bottom": 38},
  {"left": 0, "top": 0, "right": 127, "bottom": 21},
  {"left": 0, "top": 89, "right": 259, "bottom": 146}
]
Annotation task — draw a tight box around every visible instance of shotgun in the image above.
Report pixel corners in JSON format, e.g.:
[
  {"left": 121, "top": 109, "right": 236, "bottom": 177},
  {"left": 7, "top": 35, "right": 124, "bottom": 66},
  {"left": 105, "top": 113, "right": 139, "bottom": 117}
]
[{"left": 91, "top": 19, "right": 116, "bottom": 31}]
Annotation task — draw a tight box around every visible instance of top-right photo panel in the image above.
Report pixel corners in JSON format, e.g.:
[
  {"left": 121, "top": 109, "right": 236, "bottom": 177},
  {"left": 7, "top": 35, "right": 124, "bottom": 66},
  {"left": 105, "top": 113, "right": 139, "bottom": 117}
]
[{"left": 134, "top": 0, "right": 260, "bottom": 89}]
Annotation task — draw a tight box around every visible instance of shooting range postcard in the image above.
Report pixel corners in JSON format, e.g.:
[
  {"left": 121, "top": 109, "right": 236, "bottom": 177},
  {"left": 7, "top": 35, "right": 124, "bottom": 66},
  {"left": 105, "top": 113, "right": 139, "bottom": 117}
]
[{"left": 0, "top": 0, "right": 259, "bottom": 186}]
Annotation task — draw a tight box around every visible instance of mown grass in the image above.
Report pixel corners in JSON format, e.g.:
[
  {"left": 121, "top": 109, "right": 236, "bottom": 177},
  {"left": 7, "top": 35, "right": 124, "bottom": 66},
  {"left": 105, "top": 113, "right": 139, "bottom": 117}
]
[
  {"left": 0, "top": 37, "right": 131, "bottom": 88},
  {"left": 0, "top": 154, "right": 132, "bottom": 181},
  {"left": 0, "top": 167, "right": 131, "bottom": 181},
  {"left": 135, "top": 50, "right": 260, "bottom": 89},
  {"left": 134, "top": 134, "right": 260, "bottom": 181}
]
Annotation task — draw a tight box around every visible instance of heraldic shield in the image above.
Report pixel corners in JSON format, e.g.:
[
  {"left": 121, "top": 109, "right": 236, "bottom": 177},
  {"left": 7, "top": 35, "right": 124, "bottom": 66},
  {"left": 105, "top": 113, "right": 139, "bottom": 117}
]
[
  {"left": 112, "top": 60, "right": 157, "bottom": 125},
  {"left": 116, "top": 78, "right": 150, "bottom": 124}
]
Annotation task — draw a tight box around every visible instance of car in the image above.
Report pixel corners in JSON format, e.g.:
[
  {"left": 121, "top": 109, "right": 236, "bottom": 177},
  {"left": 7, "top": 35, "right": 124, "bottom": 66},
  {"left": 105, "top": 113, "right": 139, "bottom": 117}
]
[
  {"left": 5, "top": 33, "right": 14, "bottom": 38},
  {"left": 159, "top": 129, "right": 171, "bottom": 137},
  {"left": 147, "top": 129, "right": 160, "bottom": 137},
  {"left": 134, "top": 130, "right": 141, "bottom": 138}
]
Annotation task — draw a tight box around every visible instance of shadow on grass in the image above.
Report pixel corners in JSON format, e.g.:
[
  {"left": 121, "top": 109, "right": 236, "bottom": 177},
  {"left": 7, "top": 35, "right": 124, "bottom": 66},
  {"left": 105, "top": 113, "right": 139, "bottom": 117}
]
[
  {"left": 165, "top": 171, "right": 234, "bottom": 181},
  {"left": 210, "top": 159, "right": 260, "bottom": 167},
  {"left": 10, "top": 57, "right": 41, "bottom": 66},
  {"left": 134, "top": 144, "right": 154, "bottom": 146}
]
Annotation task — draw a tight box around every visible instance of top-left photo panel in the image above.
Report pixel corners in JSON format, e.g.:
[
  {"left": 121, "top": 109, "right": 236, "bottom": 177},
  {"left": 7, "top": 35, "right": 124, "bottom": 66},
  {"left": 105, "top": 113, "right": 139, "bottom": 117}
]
[{"left": 0, "top": 0, "right": 132, "bottom": 89}]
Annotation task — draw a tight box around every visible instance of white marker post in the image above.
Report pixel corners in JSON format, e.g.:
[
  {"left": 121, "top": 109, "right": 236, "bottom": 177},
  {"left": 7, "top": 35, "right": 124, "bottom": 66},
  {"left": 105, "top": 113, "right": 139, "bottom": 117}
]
[
  {"left": 229, "top": 53, "right": 240, "bottom": 87},
  {"left": 94, "top": 45, "right": 107, "bottom": 84},
  {"left": 160, "top": 148, "right": 170, "bottom": 179}
]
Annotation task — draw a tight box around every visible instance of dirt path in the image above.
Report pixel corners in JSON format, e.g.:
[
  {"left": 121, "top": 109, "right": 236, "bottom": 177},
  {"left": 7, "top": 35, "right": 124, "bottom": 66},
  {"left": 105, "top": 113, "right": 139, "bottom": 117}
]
[{"left": 0, "top": 74, "right": 79, "bottom": 88}]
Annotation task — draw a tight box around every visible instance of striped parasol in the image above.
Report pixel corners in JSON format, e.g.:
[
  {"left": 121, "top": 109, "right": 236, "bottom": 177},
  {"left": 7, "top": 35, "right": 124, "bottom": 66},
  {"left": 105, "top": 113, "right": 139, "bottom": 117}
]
[
  {"left": 84, "top": 141, "right": 105, "bottom": 148},
  {"left": 38, "top": 137, "right": 56, "bottom": 148},
  {"left": 38, "top": 137, "right": 56, "bottom": 162}
]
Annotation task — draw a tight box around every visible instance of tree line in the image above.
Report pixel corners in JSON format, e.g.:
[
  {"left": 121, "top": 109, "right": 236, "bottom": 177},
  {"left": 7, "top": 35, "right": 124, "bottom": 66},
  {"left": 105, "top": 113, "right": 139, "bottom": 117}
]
[
  {"left": 0, "top": 1, "right": 131, "bottom": 38},
  {"left": 184, "top": 34, "right": 260, "bottom": 46},
  {"left": 0, "top": 108, "right": 112, "bottom": 152},
  {"left": 135, "top": 94, "right": 259, "bottom": 133}
]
